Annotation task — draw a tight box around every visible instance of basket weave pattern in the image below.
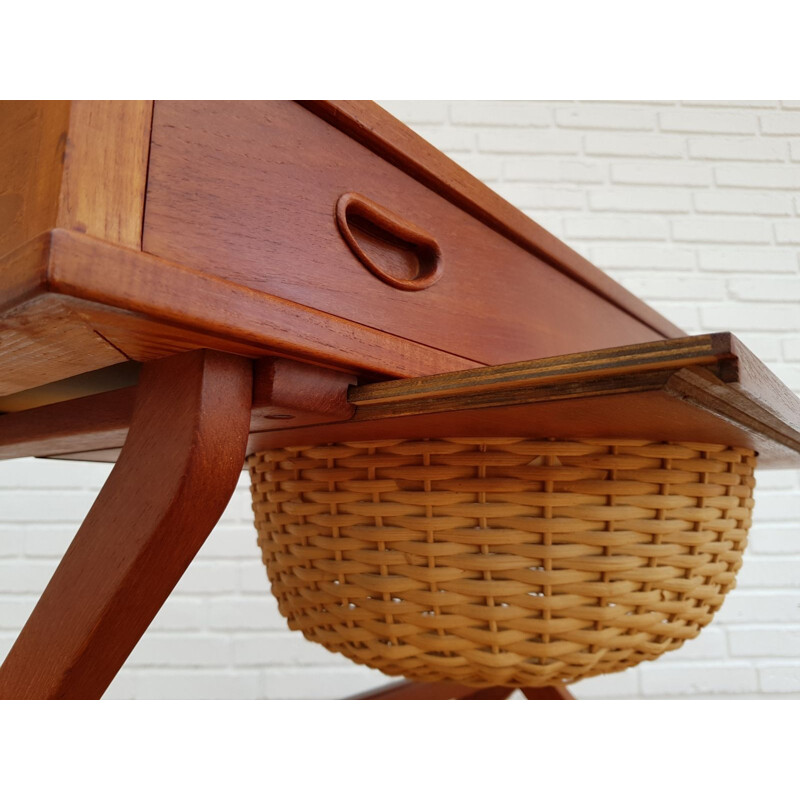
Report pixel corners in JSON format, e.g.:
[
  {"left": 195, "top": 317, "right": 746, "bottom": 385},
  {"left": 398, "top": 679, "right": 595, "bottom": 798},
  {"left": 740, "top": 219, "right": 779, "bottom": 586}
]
[{"left": 248, "top": 439, "right": 755, "bottom": 687}]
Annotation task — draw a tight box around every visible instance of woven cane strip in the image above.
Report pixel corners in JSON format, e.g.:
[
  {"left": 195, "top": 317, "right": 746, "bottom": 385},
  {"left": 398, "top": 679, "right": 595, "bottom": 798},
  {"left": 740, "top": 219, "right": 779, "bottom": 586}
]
[{"left": 247, "top": 438, "right": 755, "bottom": 687}]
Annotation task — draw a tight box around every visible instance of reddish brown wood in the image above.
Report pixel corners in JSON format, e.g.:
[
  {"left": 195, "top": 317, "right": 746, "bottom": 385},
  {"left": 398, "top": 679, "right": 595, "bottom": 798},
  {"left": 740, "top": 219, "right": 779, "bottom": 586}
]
[
  {"left": 0, "top": 102, "right": 71, "bottom": 259},
  {"left": 251, "top": 358, "right": 355, "bottom": 431},
  {"left": 255, "top": 389, "right": 798, "bottom": 467},
  {"left": 55, "top": 101, "right": 153, "bottom": 249},
  {"left": 349, "top": 680, "right": 572, "bottom": 699},
  {"left": 248, "top": 333, "right": 800, "bottom": 469},
  {"left": 45, "top": 384, "right": 800, "bottom": 467},
  {"left": 0, "top": 226, "right": 52, "bottom": 315},
  {"left": 701, "top": 335, "right": 800, "bottom": 445},
  {"left": 143, "top": 101, "right": 665, "bottom": 366},
  {"left": 0, "top": 357, "right": 354, "bottom": 461},
  {"left": 0, "top": 101, "right": 776, "bottom": 703},
  {"left": 0, "top": 386, "right": 134, "bottom": 460},
  {"left": 4, "top": 333, "right": 800, "bottom": 468},
  {"left": 300, "top": 101, "right": 684, "bottom": 340},
  {"left": 47, "top": 449, "right": 123, "bottom": 464},
  {"left": 47, "top": 227, "right": 476, "bottom": 376},
  {"left": 521, "top": 685, "right": 576, "bottom": 700},
  {"left": 0, "top": 233, "right": 130, "bottom": 397},
  {"left": 0, "top": 362, "right": 139, "bottom": 414},
  {"left": 0, "top": 350, "right": 252, "bottom": 699},
  {"left": 0, "top": 229, "right": 478, "bottom": 398},
  {"left": 0, "top": 101, "right": 153, "bottom": 257},
  {"left": 335, "top": 192, "right": 443, "bottom": 291},
  {"left": 55, "top": 228, "right": 479, "bottom": 380},
  {"left": 349, "top": 680, "right": 513, "bottom": 700},
  {"left": 348, "top": 332, "right": 737, "bottom": 410},
  {"left": 459, "top": 686, "right": 517, "bottom": 700},
  {"left": 0, "top": 294, "right": 129, "bottom": 397},
  {"left": 0, "top": 101, "right": 686, "bottom": 417}
]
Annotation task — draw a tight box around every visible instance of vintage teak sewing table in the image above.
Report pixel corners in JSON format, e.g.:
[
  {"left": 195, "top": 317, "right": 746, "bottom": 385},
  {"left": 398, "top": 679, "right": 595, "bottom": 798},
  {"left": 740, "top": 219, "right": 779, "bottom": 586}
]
[{"left": 1, "top": 101, "right": 799, "bottom": 700}]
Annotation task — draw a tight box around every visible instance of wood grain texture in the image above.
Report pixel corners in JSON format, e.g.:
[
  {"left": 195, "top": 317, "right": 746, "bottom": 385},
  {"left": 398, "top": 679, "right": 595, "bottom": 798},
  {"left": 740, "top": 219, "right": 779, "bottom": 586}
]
[
  {"left": 0, "top": 232, "right": 132, "bottom": 396},
  {"left": 722, "top": 336, "right": 800, "bottom": 442},
  {"left": 0, "top": 350, "right": 252, "bottom": 699},
  {"left": 663, "top": 368, "right": 800, "bottom": 462},
  {"left": 0, "top": 229, "right": 477, "bottom": 402},
  {"left": 0, "top": 361, "right": 139, "bottom": 413},
  {"left": 56, "top": 101, "right": 153, "bottom": 249},
  {"left": 0, "top": 386, "right": 134, "bottom": 459},
  {"left": 0, "top": 101, "right": 70, "bottom": 259},
  {"left": 300, "top": 101, "right": 685, "bottom": 340},
  {"left": 46, "top": 229, "right": 476, "bottom": 377},
  {"left": 0, "top": 359, "right": 354, "bottom": 461},
  {"left": 521, "top": 685, "right": 576, "bottom": 700},
  {"left": 348, "top": 680, "right": 513, "bottom": 700},
  {"left": 46, "top": 448, "right": 123, "bottom": 463},
  {"left": 5, "top": 333, "right": 800, "bottom": 468},
  {"left": 348, "top": 679, "right": 573, "bottom": 699},
  {"left": 335, "top": 191, "right": 443, "bottom": 291},
  {"left": 349, "top": 333, "right": 736, "bottom": 413},
  {"left": 0, "top": 230, "right": 52, "bottom": 314},
  {"left": 252, "top": 388, "right": 800, "bottom": 467},
  {"left": 0, "top": 294, "right": 129, "bottom": 396},
  {"left": 251, "top": 358, "right": 355, "bottom": 431},
  {"left": 74, "top": 386, "right": 800, "bottom": 466},
  {"left": 143, "top": 101, "right": 664, "bottom": 365},
  {"left": 0, "top": 101, "right": 152, "bottom": 260},
  {"left": 248, "top": 333, "right": 800, "bottom": 469}
]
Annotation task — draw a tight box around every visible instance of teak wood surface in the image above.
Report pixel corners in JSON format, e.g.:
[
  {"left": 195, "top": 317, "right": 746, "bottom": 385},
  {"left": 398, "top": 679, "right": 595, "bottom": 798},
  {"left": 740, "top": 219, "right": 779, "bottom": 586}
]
[
  {"left": 0, "top": 350, "right": 252, "bottom": 699},
  {"left": 1, "top": 101, "right": 797, "bottom": 700},
  {"left": 0, "top": 229, "right": 478, "bottom": 405},
  {"left": 143, "top": 101, "right": 666, "bottom": 366},
  {"left": 302, "top": 101, "right": 683, "bottom": 340},
  {"left": 348, "top": 679, "right": 574, "bottom": 700},
  {"left": 0, "top": 101, "right": 679, "bottom": 412},
  {"left": 245, "top": 333, "right": 800, "bottom": 469},
  {"left": 0, "top": 101, "right": 152, "bottom": 258},
  {"left": 2, "top": 333, "right": 799, "bottom": 470}
]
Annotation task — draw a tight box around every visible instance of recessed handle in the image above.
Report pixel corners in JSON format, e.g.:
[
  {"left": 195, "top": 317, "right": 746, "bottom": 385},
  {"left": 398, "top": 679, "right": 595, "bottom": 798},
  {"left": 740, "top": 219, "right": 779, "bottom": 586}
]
[{"left": 335, "top": 192, "right": 443, "bottom": 291}]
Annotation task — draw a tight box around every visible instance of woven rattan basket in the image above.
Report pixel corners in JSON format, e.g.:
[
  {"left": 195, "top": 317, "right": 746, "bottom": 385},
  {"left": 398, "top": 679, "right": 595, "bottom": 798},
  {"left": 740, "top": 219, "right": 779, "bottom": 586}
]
[{"left": 248, "top": 438, "right": 755, "bottom": 687}]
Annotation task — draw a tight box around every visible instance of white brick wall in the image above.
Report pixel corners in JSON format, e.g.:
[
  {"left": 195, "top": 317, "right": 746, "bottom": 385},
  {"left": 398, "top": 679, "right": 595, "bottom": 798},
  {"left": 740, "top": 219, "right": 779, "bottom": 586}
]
[{"left": 1, "top": 100, "right": 799, "bottom": 699}]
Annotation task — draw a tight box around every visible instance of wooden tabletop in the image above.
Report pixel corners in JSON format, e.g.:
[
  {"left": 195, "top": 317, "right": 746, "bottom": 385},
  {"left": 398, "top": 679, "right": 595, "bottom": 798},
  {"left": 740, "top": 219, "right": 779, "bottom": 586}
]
[
  {"left": 1, "top": 101, "right": 680, "bottom": 413},
  {"left": 1, "top": 102, "right": 798, "bottom": 470},
  {"left": 2, "top": 331, "right": 799, "bottom": 469},
  {"left": 1, "top": 100, "right": 798, "bottom": 701}
]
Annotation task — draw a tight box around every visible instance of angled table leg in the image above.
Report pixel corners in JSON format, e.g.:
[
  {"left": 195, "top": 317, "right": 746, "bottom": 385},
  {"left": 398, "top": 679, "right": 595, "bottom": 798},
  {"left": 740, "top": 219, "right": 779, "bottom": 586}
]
[
  {"left": 350, "top": 680, "right": 576, "bottom": 700},
  {"left": 0, "top": 349, "right": 252, "bottom": 699},
  {"left": 521, "top": 685, "right": 575, "bottom": 700},
  {"left": 349, "top": 680, "right": 515, "bottom": 700}
]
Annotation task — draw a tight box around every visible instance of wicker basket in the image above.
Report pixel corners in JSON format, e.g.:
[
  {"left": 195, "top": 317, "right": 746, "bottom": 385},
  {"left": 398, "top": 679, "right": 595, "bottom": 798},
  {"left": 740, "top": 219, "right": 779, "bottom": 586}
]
[{"left": 248, "top": 438, "right": 755, "bottom": 687}]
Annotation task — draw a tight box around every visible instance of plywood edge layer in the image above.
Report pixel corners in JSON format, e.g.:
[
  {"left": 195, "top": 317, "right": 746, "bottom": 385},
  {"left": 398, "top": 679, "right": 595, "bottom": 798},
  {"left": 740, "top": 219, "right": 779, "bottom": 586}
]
[
  {"left": 350, "top": 332, "right": 737, "bottom": 408},
  {"left": 4, "top": 333, "right": 800, "bottom": 469}
]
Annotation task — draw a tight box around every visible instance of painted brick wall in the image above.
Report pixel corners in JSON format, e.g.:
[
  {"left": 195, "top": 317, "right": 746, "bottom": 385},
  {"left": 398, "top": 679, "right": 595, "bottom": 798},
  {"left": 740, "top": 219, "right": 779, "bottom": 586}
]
[{"left": 2, "top": 101, "right": 799, "bottom": 699}]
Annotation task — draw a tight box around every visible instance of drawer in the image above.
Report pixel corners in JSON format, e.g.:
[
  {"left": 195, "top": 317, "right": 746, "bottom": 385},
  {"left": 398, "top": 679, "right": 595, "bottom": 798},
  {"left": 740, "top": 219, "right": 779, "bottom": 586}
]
[{"left": 142, "top": 101, "right": 659, "bottom": 365}]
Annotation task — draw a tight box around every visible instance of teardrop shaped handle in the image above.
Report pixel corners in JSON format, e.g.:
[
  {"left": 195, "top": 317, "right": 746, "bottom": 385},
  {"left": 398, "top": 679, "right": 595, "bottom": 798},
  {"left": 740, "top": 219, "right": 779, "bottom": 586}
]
[{"left": 335, "top": 192, "right": 443, "bottom": 291}]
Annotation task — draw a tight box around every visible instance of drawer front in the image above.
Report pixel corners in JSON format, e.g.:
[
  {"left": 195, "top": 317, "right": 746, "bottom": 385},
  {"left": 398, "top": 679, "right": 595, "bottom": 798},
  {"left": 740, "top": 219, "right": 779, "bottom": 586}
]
[{"left": 143, "top": 101, "right": 659, "bottom": 365}]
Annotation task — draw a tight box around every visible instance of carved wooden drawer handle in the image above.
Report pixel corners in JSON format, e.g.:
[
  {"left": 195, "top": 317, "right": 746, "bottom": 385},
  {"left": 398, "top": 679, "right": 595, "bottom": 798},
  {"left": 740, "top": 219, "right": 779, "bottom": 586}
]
[{"left": 335, "top": 192, "right": 443, "bottom": 291}]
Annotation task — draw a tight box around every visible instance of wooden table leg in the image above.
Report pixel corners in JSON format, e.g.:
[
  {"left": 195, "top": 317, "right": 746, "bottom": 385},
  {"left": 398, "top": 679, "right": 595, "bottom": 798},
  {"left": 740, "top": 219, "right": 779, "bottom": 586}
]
[
  {"left": 350, "top": 680, "right": 576, "bottom": 700},
  {"left": 521, "top": 685, "right": 575, "bottom": 700},
  {"left": 0, "top": 350, "right": 252, "bottom": 699},
  {"left": 349, "top": 680, "right": 515, "bottom": 700}
]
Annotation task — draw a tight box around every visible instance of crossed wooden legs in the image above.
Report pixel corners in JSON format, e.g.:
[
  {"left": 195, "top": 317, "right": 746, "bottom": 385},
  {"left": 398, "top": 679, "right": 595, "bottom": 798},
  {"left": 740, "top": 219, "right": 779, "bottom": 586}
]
[
  {"left": 0, "top": 350, "right": 252, "bottom": 699},
  {"left": 0, "top": 349, "right": 578, "bottom": 700},
  {"left": 349, "top": 680, "right": 575, "bottom": 700}
]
